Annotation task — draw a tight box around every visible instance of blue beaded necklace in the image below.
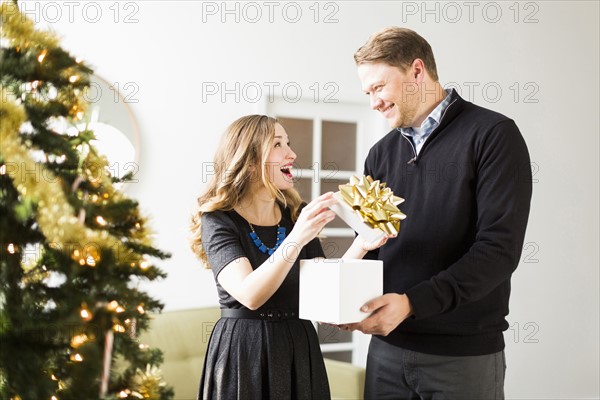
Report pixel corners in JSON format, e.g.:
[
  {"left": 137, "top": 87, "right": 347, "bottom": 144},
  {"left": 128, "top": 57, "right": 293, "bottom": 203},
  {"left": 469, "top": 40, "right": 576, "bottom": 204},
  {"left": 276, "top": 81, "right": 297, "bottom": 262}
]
[{"left": 248, "top": 223, "right": 286, "bottom": 255}]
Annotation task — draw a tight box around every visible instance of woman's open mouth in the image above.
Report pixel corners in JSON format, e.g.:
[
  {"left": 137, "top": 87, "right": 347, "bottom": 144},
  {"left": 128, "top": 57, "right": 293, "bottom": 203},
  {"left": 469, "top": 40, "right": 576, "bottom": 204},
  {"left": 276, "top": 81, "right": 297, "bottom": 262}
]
[{"left": 280, "top": 164, "right": 293, "bottom": 179}]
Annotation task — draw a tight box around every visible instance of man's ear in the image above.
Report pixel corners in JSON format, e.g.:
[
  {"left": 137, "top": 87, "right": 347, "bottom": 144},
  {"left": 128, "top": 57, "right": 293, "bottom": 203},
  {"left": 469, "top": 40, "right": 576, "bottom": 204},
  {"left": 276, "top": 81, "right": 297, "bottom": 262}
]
[{"left": 411, "top": 58, "right": 426, "bottom": 82}]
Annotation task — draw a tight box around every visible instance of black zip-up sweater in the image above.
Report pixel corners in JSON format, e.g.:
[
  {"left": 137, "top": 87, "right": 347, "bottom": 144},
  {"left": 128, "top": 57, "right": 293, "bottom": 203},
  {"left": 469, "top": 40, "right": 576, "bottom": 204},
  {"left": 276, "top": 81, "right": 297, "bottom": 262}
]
[{"left": 364, "top": 90, "right": 532, "bottom": 356}]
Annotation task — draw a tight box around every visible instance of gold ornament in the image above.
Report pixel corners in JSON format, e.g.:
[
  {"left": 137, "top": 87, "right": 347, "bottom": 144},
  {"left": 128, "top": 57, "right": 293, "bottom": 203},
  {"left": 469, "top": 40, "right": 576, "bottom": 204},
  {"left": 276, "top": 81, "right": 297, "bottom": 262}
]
[{"left": 131, "top": 364, "right": 167, "bottom": 400}]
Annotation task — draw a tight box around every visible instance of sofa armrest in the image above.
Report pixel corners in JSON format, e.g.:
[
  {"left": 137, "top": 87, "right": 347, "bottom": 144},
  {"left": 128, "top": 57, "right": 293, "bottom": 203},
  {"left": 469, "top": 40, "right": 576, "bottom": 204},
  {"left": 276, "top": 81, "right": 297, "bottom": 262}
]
[
  {"left": 139, "top": 308, "right": 221, "bottom": 400},
  {"left": 324, "top": 358, "right": 365, "bottom": 400}
]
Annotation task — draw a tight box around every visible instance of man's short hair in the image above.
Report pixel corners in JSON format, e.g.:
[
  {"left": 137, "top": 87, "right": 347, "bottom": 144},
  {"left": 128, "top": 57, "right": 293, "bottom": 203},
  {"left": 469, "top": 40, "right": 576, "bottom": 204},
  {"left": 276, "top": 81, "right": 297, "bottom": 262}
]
[{"left": 354, "top": 27, "right": 439, "bottom": 81}]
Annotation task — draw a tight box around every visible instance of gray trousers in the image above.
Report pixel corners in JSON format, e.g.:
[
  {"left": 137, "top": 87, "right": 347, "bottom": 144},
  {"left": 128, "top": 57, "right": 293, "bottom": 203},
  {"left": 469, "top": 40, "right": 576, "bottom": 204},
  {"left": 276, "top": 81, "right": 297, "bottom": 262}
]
[{"left": 365, "top": 337, "right": 506, "bottom": 400}]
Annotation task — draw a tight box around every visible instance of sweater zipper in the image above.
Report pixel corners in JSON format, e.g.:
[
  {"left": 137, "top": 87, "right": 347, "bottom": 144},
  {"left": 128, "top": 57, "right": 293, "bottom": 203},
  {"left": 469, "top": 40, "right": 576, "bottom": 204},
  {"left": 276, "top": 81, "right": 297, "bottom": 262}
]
[
  {"left": 404, "top": 97, "right": 459, "bottom": 165},
  {"left": 401, "top": 133, "right": 418, "bottom": 164}
]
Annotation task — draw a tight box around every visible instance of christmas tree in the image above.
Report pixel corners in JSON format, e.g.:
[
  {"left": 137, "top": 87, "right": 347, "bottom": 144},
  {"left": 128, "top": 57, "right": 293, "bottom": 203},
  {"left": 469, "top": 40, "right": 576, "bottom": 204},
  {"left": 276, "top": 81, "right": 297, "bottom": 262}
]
[{"left": 0, "top": 2, "right": 173, "bottom": 399}]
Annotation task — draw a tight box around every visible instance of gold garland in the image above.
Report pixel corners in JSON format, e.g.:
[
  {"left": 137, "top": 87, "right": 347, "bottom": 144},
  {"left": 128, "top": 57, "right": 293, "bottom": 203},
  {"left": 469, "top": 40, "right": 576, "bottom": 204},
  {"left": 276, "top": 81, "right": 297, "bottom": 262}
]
[
  {"left": 1, "top": 1, "right": 59, "bottom": 49},
  {"left": 0, "top": 91, "right": 142, "bottom": 266}
]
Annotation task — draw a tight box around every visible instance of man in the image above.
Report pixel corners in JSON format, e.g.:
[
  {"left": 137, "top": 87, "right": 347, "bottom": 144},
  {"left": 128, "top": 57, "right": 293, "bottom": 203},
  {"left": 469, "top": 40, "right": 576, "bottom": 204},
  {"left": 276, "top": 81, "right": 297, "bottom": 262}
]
[{"left": 342, "top": 27, "right": 532, "bottom": 399}]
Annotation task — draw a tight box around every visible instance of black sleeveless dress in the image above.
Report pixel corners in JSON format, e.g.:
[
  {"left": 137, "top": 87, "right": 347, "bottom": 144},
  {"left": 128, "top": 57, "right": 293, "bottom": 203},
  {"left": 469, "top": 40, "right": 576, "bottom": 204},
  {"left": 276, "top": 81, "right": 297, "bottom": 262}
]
[{"left": 198, "top": 206, "right": 330, "bottom": 400}]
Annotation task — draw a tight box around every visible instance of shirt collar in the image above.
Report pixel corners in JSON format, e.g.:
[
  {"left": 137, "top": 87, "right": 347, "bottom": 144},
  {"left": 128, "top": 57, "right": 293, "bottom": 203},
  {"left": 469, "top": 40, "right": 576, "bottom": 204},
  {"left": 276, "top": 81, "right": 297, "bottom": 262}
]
[{"left": 399, "top": 88, "right": 453, "bottom": 138}]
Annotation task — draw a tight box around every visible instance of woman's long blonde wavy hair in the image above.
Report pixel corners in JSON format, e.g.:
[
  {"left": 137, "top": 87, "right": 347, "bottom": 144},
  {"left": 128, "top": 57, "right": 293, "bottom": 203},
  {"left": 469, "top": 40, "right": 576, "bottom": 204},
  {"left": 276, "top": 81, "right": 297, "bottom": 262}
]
[{"left": 190, "top": 115, "right": 303, "bottom": 267}]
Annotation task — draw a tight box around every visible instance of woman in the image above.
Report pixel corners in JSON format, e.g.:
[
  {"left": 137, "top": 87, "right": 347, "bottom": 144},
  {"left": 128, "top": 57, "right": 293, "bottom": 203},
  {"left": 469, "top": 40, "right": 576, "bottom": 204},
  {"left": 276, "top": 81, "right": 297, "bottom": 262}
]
[{"left": 190, "top": 115, "right": 389, "bottom": 399}]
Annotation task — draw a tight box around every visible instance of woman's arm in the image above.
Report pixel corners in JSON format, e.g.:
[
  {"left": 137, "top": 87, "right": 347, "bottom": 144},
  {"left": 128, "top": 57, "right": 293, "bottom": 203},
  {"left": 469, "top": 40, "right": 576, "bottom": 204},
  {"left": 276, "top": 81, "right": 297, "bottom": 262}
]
[
  {"left": 216, "top": 240, "right": 300, "bottom": 310},
  {"left": 217, "top": 193, "right": 337, "bottom": 310}
]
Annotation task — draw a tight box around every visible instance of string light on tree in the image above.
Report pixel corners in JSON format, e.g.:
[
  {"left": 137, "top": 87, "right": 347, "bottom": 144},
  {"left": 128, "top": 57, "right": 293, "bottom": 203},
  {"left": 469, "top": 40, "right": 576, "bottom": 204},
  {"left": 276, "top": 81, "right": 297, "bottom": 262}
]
[
  {"left": 37, "top": 49, "right": 47, "bottom": 63},
  {"left": 86, "top": 255, "right": 96, "bottom": 267},
  {"left": 79, "top": 306, "right": 92, "bottom": 321},
  {"left": 70, "top": 334, "right": 89, "bottom": 348}
]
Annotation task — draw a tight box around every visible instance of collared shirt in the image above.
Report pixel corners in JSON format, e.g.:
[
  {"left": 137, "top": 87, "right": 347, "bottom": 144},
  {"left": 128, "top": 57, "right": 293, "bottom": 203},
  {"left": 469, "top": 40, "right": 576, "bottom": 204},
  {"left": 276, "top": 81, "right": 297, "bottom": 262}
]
[{"left": 399, "top": 89, "right": 453, "bottom": 155}]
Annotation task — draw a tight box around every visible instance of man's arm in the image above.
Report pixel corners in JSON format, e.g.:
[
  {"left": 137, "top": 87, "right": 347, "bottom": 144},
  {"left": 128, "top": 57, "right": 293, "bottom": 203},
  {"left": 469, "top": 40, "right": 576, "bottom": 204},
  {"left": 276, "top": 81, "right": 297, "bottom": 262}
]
[{"left": 406, "top": 120, "right": 532, "bottom": 319}]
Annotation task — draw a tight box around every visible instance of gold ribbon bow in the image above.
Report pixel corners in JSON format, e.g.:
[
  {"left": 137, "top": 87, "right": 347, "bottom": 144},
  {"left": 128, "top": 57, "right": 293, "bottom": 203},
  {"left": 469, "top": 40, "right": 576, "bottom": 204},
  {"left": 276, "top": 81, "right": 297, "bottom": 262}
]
[{"left": 339, "top": 175, "right": 407, "bottom": 235}]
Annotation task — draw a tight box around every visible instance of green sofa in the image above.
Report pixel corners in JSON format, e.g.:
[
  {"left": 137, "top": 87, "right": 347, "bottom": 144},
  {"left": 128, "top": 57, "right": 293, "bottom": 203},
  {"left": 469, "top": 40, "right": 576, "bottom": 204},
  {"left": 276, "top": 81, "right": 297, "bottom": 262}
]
[{"left": 139, "top": 307, "right": 365, "bottom": 399}]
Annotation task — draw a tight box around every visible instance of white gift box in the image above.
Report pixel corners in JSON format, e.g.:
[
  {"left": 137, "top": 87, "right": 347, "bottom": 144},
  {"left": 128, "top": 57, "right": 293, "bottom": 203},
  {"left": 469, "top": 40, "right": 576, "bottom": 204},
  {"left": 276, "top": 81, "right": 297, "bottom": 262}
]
[
  {"left": 299, "top": 258, "right": 383, "bottom": 324},
  {"left": 328, "top": 191, "right": 386, "bottom": 243}
]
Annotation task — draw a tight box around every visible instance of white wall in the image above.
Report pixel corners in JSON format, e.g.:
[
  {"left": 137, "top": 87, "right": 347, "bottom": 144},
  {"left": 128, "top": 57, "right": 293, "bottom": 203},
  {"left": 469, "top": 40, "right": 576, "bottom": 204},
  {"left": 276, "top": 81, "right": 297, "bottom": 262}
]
[{"left": 33, "top": 1, "right": 599, "bottom": 398}]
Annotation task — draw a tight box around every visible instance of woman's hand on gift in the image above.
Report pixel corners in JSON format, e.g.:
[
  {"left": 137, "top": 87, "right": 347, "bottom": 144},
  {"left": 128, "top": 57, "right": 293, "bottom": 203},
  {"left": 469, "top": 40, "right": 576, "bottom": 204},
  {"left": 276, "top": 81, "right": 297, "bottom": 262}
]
[
  {"left": 360, "top": 234, "right": 396, "bottom": 252},
  {"left": 337, "top": 293, "right": 413, "bottom": 336},
  {"left": 288, "top": 192, "right": 337, "bottom": 248},
  {"left": 342, "top": 234, "right": 396, "bottom": 259}
]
